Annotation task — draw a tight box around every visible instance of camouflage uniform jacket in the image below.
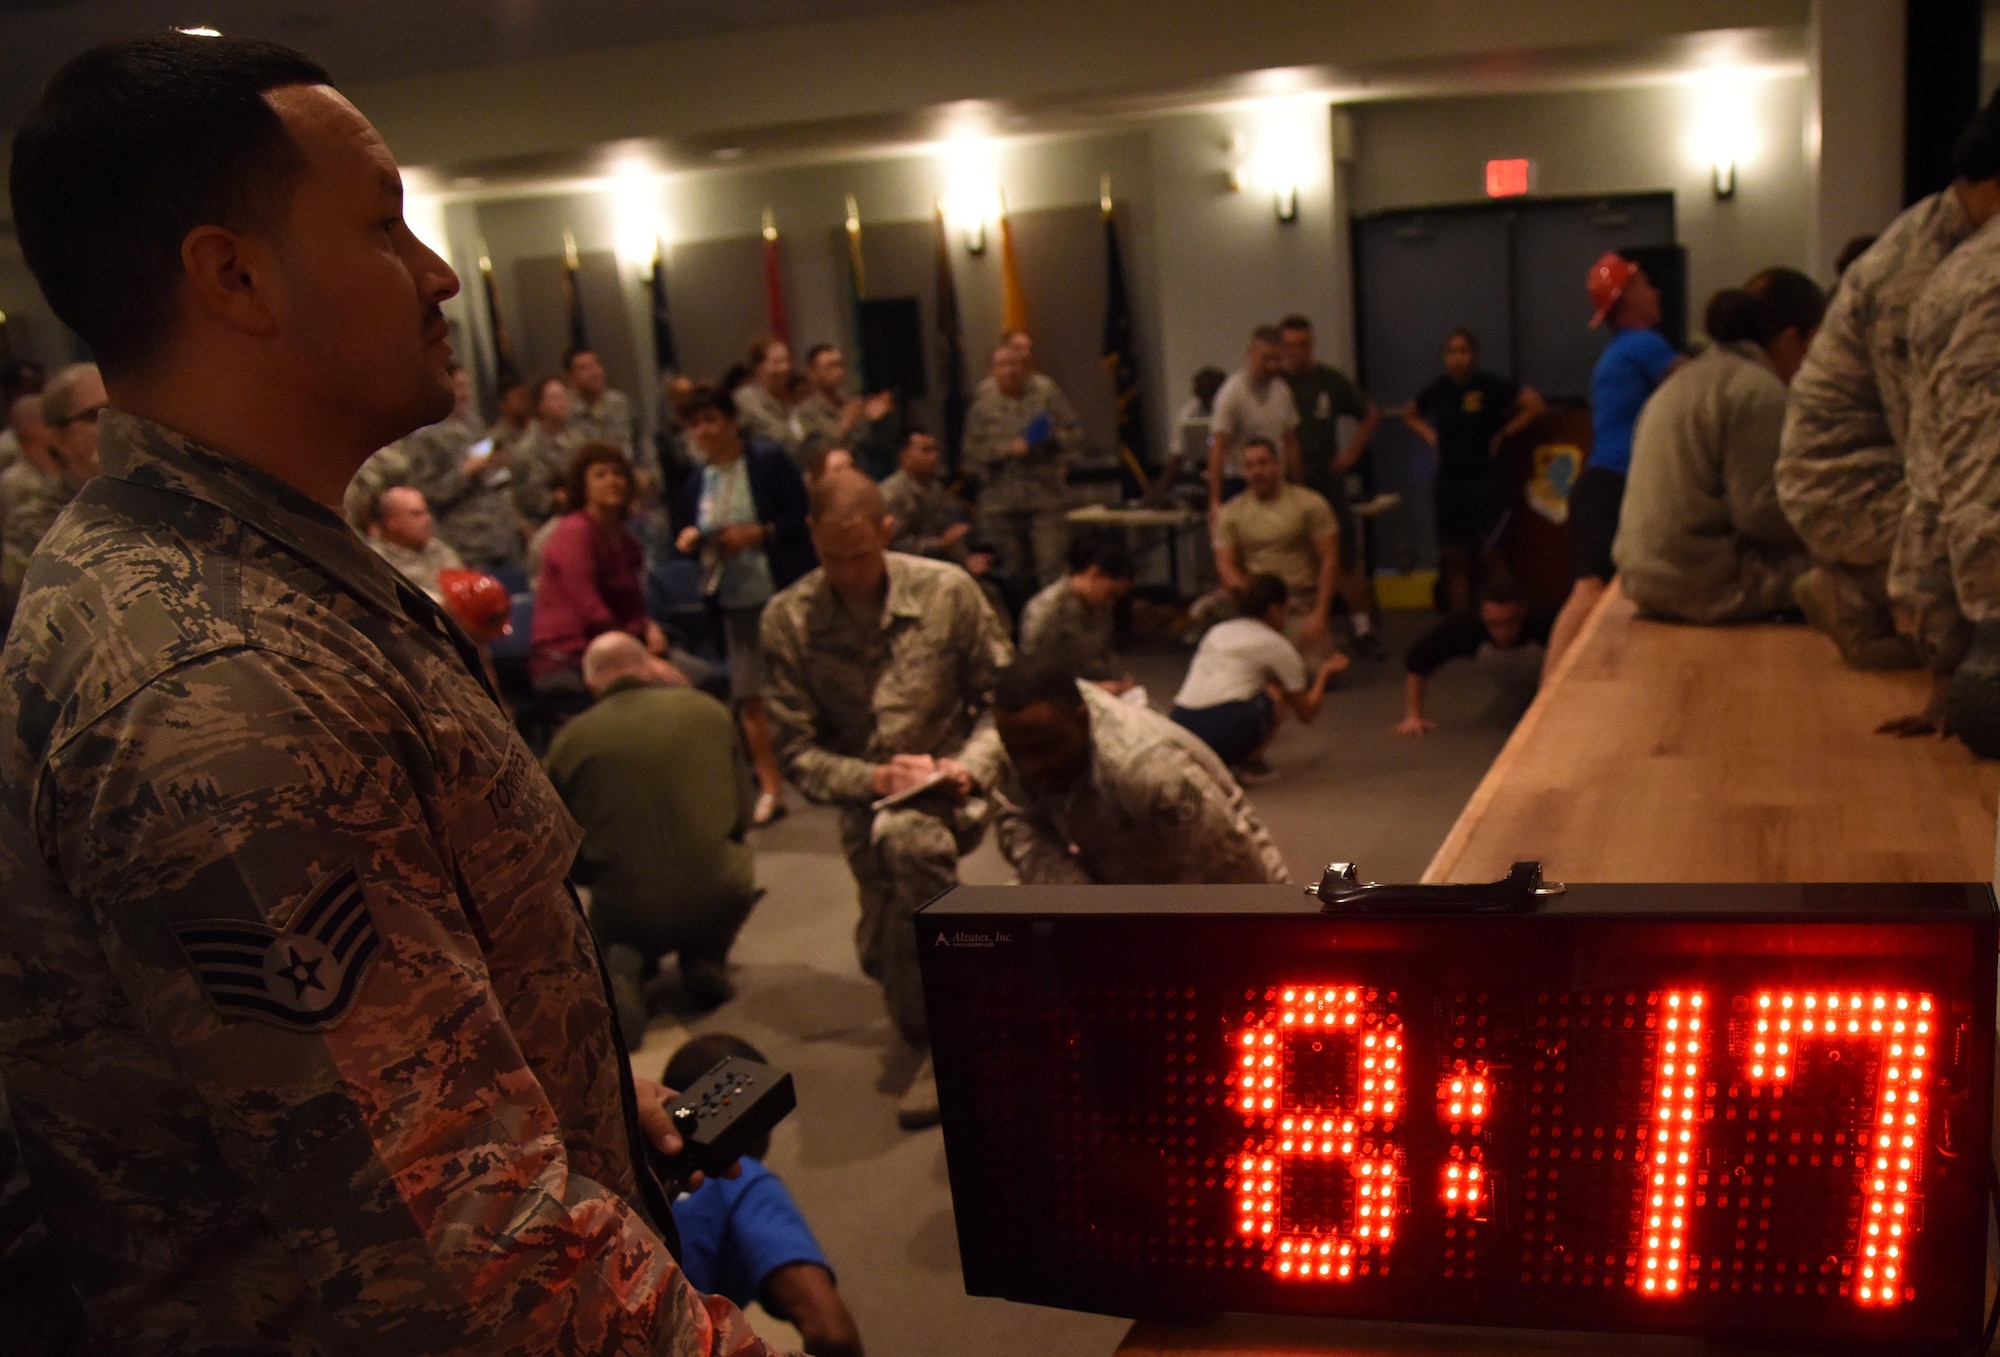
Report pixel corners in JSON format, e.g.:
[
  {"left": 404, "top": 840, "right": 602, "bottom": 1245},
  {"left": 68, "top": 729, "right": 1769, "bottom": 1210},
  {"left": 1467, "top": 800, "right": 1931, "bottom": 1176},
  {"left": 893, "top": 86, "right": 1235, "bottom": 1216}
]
[
  {"left": 731, "top": 384, "right": 801, "bottom": 464},
  {"left": 962, "top": 373, "right": 1083, "bottom": 511},
  {"left": 401, "top": 414, "right": 525, "bottom": 569},
  {"left": 1778, "top": 190, "right": 1974, "bottom": 565},
  {"left": 761, "top": 552, "right": 1014, "bottom": 803},
  {"left": 793, "top": 390, "right": 872, "bottom": 470},
  {"left": 1019, "top": 578, "right": 1121, "bottom": 681},
  {"left": 1895, "top": 213, "right": 2000, "bottom": 669},
  {"left": 0, "top": 456, "right": 76, "bottom": 628},
  {"left": 514, "top": 422, "right": 584, "bottom": 525},
  {"left": 568, "top": 388, "right": 636, "bottom": 451},
  {"left": 368, "top": 531, "right": 464, "bottom": 603},
  {"left": 0, "top": 411, "right": 782, "bottom": 1355},
  {"left": 993, "top": 683, "right": 1291, "bottom": 885},
  {"left": 340, "top": 440, "right": 410, "bottom": 531},
  {"left": 882, "top": 470, "right": 967, "bottom": 561}
]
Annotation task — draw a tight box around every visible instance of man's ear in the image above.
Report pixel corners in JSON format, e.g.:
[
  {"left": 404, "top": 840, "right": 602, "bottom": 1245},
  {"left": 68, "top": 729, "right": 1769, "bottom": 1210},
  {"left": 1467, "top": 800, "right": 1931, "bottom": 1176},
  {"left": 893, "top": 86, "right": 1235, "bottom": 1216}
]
[
  {"left": 883, "top": 514, "right": 899, "bottom": 540},
  {"left": 180, "top": 225, "right": 283, "bottom": 340}
]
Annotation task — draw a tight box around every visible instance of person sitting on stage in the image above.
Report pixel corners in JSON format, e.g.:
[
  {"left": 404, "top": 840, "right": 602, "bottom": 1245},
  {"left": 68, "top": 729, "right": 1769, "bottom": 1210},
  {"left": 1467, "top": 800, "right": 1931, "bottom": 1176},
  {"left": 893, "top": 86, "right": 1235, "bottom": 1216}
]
[
  {"left": 1170, "top": 572, "right": 1347, "bottom": 775},
  {"left": 1394, "top": 574, "right": 1556, "bottom": 737},
  {"left": 1615, "top": 269, "right": 1824, "bottom": 626},
  {"left": 993, "top": 663, "right": 1289, "bottom": 885}
]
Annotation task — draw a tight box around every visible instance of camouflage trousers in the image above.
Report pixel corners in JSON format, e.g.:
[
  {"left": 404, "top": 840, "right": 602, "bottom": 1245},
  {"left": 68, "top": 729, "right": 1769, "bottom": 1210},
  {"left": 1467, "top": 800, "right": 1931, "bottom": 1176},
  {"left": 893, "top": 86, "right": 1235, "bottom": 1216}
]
[
  {"left": 978, "top": 503, "right": 1070, "bottom": 591},
  {"left": 1623, "top": 543, "right": 1808, "bottom": 627},
  {"left": 839, "top": 801, "right": 987, "bottom": 1048}
]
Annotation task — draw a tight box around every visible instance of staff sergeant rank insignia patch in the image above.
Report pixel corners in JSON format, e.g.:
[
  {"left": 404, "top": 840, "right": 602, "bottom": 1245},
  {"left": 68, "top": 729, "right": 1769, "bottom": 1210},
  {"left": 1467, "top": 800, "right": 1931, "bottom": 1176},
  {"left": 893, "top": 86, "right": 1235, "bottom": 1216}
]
[{"left": 172, "top": 866, "right": 383, "bottom": 1031}]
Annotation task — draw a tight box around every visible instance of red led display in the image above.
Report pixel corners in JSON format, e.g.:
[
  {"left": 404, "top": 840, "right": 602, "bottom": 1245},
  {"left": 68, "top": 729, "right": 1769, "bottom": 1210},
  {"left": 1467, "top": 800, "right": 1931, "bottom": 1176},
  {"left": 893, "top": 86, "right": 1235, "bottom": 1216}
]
[{"left": 920, "top": 884, "right": 1996, "bottom": 1349}]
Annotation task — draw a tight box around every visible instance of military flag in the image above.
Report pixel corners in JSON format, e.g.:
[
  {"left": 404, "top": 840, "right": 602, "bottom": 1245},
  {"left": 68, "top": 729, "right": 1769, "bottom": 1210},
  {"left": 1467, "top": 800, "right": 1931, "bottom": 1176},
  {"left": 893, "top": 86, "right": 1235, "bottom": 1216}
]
[
  {"left": 561, "top": 229, "right": 589, "bottom": 352},
  {"left": 762, "top": 209, "right": 790, "bottom": 344},
  {"left": 933, "top": 201, "right": 969, "bottom": 470},
  {"left": 998, "top": 193, "right": 1029, "bottom": 336},
  {"left": 648, "top": 242, "right": 678, "bottom": 375},
  {"left": 477, "top": 250, "right": 519, "bottom": 389},
  {"left": 1100, "top": 187, "right": 1150, "bottom": 496}
]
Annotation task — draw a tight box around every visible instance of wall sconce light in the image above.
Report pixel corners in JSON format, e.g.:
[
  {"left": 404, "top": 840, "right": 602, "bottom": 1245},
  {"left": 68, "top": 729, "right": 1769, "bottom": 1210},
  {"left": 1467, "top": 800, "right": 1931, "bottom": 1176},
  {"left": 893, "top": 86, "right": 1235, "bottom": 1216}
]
[
  {"left": 1274, "top": 183, "right": 1299, "bottom": 223},
  {"left": 1712, "top": 158, "right": 1736, "bottom": 200}
]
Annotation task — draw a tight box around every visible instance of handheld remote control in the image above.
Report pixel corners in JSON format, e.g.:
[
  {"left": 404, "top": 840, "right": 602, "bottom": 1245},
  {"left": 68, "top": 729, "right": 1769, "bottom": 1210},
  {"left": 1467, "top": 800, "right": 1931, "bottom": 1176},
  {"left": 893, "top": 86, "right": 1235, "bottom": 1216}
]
[{"left": 650, "top": 1056, "right": 797, "bottom": 1187}]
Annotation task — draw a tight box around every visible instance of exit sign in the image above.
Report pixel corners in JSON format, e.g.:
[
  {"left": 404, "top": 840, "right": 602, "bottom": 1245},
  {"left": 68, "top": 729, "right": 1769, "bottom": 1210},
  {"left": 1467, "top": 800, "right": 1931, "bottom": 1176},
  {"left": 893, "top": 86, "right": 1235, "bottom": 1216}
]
[{"left": 1486, "top": 159, "right": 1533, "bottom": 197}]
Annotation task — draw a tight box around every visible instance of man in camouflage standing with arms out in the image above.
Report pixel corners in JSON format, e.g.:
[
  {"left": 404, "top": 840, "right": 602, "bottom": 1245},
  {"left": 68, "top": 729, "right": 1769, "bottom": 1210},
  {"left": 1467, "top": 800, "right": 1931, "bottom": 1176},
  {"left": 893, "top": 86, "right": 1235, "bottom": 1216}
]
[
  {"left": 1778, "top": 94, "right": 2000, "bottom": 669},
  {"left": 0, "top": 33, "right": 788, "bottom": 1355},
  {"left": 762, "top": 469, "right": 1014, "bottom": 1129}
]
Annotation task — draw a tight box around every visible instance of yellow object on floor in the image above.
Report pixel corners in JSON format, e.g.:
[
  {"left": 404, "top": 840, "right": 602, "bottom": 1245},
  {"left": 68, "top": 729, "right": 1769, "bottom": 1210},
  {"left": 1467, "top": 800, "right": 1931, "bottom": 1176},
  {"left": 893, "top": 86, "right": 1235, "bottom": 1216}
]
[{"left": 1373, "top": 570, "right": 1438, "bottom": 611}]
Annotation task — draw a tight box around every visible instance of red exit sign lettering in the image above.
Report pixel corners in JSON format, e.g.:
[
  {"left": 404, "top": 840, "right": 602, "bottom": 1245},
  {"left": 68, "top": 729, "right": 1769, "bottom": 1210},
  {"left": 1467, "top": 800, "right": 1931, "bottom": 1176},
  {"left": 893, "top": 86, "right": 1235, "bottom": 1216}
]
[{"left": 1486, "top": 158, "right": 1533, "bottom": 197}]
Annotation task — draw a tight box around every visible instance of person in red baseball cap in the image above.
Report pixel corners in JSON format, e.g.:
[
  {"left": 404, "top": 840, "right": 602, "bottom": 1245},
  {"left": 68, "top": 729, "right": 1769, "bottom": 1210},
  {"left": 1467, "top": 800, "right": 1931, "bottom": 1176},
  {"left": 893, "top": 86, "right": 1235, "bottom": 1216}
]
[{"left": 1543, "top": 251, "right": 1686, "bottom": 676}]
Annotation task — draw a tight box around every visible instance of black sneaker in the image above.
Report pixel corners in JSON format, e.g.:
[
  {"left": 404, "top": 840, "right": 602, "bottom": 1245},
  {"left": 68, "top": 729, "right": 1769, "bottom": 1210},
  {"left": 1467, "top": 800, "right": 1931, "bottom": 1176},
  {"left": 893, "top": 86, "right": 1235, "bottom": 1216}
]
[{"left": 1351, "top": 631, "right": 1388, "bottom": 661}]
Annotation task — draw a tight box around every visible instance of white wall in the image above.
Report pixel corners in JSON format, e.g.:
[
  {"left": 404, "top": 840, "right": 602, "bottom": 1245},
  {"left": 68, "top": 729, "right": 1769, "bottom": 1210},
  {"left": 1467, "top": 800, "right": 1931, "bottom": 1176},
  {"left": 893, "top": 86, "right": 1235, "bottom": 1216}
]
[{"left": 1346, "top": 74, "right": 1817, "bottom": 317}]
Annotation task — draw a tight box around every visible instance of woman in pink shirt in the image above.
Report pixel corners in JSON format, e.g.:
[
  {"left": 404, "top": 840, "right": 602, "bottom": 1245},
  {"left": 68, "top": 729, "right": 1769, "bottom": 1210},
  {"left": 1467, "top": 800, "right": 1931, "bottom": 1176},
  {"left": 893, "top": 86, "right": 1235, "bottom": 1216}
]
[{"left": 530, "top": 441, "right": 664, "bottom": 697}]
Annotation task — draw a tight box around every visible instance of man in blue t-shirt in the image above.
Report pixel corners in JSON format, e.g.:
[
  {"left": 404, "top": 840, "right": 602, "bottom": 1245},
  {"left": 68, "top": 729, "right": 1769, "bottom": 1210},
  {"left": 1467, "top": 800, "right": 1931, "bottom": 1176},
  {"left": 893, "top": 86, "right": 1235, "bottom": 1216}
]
[
  {"left": 665, "top": 1035, "right": 864, "bottom": 1357},
  {"left": 1545, "top": 252, "right": 1684, "bottom": 676}
]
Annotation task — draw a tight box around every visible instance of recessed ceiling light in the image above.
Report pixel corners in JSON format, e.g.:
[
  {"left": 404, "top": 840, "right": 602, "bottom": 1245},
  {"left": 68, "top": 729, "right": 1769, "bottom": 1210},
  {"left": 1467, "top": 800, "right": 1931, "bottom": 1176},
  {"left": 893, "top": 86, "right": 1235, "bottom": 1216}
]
[
  {"left": 174, "top": 25, "right": 222, "bottom": 37},
  {"left": 711, "top": 147, "right": 747, "bottom": 162}
]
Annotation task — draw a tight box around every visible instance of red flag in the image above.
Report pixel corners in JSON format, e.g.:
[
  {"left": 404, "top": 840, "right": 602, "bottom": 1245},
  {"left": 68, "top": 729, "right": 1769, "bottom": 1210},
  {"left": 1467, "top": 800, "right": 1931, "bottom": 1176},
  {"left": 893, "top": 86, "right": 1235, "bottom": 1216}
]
[{"left": 762, "top": 211, "right": 790, "bottom": 344}]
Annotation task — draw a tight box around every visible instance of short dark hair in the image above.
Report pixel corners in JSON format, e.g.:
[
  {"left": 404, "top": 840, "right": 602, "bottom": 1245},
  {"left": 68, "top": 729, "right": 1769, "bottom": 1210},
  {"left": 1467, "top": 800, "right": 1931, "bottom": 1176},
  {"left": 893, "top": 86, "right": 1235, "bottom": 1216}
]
[
  {"left": 1703, "top": 268, "right": 1826, "bottom": 347},
  {"left": 565, "top": 440, "right": 633, "bottom": 511},
  {"left": 803, "top": 342, "right": 838, "bottom": 367},
  {"left": 1478, "top": 573, "right": 1528, "bottom": 608},
  {"left": 1445, "top": 326, "right": 1479, "bottom": 351},
  {"left": 10, "top": 34, "right": 331, "bottom": 376},
  {"left": 899, "top": 424, "right": 935, "bottom": 449},
  {"left": 1277, "top": 314, "right": 1313, "bottom": 333},
  {"left": 1068, "top": 535, "right": 1134, "bottom": 580},
  {"left": 992, "top": 662, "right": 1087, "bottom": 716},
  {"left": 680, "top": 382, "right": 736, "bottom": 423},
  {"left": 1240, "top": 572, "right": 1289, "bottom": 618},
  {"left": 367, "top": 483, "right": 420, "bottom": 526},
  {"left": 534, "top": 374, "right": 568, "bottom": 407},
  {"left": 496, "top": 374, "right": 527, "bottom": 402},
  {"left": 1192, "top": 366, "right": 1227, "bottom": 405},
  {"left": 1953, "top": 87, "right": 2000, "bottom": 182},
  {"left": 746, "top": 335, "right": 787, "bottom": 368},
  {"left": 562, "top": 346, "right": 598, "bottom": 371},
  {"left": 662, "top": 1032, "right": 766, "bottom": 1094},
  {"left": 1833, "top": 235, "right": 1877, "bottom": 279},
  {"left": 1250, "top": 325, "right": 1283, "bottom": 346},
  {"left": 1241, "top": 436, "right": 1279, "bottom": 460}
]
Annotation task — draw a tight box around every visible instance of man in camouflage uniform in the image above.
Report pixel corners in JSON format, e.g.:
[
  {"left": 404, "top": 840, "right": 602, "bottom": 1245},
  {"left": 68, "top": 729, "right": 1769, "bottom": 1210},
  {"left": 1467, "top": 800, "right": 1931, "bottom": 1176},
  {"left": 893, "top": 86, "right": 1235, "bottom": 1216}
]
[
  {"left": 341, "top": 437, "right": 410, "bottom": 531},
  {"left": 565, "top": 346, "right": 636, "bottom": 451},
  {"left": 1891, "top": 206, "right": 2000, "bottom": 756},
  {"left": 1778, "top": 184, "right": 1989, "bottom": 668},
  {"left": 1, "top": 34, "right": 785, "bottom": 1354},
  {"left": 1018, "top": 537, "right": 1135, "bottom": 692},
  {"left": 0, "top": 362, "right": 103, "bottom": 629},
  {"left": 991, "top": 667, "right": 1290, "bottom": 885},
  {"left": 515, "top": 375, "right": 585, "bottom": 526},
  {"left": 962, "top": 339, "right": 1082, "bottom": 589},
  {"left": 403, "top": 364, "right": 526, "bottom": 569},
  {"left": 795, "top": 343, "right": 893, "bottom": 476},
  {"left": 762, "top": 469, "right": 1013, "bottom": 1128},
  {"left": 882, "top": 427, "right": 1008, "bottom": 617}
]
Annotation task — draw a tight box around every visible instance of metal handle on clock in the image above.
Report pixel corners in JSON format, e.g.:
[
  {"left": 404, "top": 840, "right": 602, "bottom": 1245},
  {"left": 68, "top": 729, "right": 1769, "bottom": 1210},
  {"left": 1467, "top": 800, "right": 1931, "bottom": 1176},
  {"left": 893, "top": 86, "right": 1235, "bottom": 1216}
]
[{"left": 1309, "top": 860, "right": 1563, "bottom": 913}]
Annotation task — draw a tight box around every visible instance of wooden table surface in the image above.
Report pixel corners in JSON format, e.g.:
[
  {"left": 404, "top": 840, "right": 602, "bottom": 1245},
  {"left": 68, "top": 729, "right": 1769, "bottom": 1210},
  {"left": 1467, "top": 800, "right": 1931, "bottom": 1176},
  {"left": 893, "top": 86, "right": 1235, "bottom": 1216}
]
[
  {"left": 1425, "top": 581, "right": 1999, "bottom": 886},
  {"left": 1118, "top": 584, "right": 1998, "bottom": 1356}
]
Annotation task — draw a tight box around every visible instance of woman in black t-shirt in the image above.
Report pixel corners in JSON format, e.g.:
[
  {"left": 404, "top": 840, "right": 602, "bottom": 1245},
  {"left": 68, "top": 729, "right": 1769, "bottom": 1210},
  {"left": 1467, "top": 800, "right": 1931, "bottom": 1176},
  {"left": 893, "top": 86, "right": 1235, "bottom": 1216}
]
[{"left": 1403, "top": 328, "right": 1545, "bottom": 612}]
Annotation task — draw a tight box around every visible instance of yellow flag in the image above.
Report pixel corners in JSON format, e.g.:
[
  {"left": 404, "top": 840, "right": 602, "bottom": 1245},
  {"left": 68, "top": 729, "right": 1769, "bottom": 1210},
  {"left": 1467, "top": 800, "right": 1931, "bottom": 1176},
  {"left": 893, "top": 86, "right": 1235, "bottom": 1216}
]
[{"left": 999, "top": 208, "right": 1028, "bottom": 335}]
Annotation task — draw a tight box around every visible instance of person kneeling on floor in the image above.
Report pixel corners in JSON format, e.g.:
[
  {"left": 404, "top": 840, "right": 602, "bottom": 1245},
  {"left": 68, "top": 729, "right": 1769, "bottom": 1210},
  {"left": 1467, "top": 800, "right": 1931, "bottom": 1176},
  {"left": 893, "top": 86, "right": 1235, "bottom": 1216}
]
[
  {"left": 546, "top": 632, "right": 762, "bottom": 1048},
  {"left": 664, "top": 1033, "right": 865, "bottom": 1357},
  {"left": 1170, "top": 572, "right": 1347, "bottom": 776}
]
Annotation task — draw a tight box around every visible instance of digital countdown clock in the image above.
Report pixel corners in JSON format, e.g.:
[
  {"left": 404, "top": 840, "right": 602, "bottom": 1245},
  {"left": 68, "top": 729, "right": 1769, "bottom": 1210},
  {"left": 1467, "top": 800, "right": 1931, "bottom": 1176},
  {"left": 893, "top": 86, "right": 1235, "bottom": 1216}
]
[{"left": 916, "top": 874, "right": 1997, "bottom": 1350}]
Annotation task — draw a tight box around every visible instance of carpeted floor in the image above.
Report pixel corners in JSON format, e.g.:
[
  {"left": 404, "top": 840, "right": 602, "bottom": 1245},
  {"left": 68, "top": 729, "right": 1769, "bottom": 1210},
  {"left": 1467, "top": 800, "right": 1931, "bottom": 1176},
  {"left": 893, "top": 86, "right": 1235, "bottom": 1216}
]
[{"left": 626, "top": 610, "right": 1526, "bottom": 1356}]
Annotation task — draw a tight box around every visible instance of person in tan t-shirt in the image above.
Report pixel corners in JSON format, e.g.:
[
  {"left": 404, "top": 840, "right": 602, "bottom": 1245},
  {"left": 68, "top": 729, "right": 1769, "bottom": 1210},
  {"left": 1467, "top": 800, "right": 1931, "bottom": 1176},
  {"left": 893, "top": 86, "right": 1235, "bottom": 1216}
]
[{"left": 1187, "top": 437, "right": 1341, "bottom": 662}]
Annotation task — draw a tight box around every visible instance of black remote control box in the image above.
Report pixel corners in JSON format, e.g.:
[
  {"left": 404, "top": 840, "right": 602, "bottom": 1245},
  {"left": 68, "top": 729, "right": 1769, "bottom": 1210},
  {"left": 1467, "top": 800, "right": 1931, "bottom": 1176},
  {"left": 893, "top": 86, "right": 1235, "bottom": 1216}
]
[{"left": 652, "top": 1056, "right": 797, "bottom": 1184}]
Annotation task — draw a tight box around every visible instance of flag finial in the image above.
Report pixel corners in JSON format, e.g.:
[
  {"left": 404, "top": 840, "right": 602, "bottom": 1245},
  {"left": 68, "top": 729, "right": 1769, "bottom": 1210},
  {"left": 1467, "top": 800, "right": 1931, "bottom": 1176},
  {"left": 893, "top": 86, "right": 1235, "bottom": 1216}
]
[
  {"left": 561, "top": 229, "right": 579, "bottom": 271},
  {"left": 761, "top": 208, "right": 778, "bottom": 242},
  {"left": 1100, "top": 173, "right": 1113, "bottom": 217}
]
